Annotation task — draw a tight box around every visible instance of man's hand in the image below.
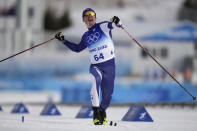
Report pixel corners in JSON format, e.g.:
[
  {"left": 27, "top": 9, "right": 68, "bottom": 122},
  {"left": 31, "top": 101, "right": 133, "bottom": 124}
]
[
  {"left": 55, "top": 32, "right": 65, "bottom": 41},
  {"left": 110, "top": 16, "right": 122, "bottom": 27}
]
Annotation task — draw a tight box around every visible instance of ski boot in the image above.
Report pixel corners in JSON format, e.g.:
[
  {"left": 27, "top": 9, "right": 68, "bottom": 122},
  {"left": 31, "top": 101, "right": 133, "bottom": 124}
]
[
  {"left": 92, "top": 107, "right": 102, "bottom": 125},
  {"left": 100, "top": 108, "right": 107, "bottom": 125}
]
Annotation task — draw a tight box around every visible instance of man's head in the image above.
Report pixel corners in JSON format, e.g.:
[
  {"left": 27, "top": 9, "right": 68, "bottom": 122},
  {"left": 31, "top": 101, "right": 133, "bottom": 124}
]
[{"left": 82, "top": 8, "right": 96, "bottom": 28}]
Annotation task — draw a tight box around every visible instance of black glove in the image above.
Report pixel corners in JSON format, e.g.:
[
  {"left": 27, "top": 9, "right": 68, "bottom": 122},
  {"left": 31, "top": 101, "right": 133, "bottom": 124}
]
[
  {"left": 55, "top": 32, "right": 65, "bottom": 41},
  {"left": 111, "top": 16, "right": 121, "bottom": 26}
]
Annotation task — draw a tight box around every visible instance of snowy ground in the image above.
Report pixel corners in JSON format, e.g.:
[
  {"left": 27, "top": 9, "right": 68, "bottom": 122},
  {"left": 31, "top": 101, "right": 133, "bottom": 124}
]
[{"left": 0, "top": 104, "right": 197, "bottom": 131}]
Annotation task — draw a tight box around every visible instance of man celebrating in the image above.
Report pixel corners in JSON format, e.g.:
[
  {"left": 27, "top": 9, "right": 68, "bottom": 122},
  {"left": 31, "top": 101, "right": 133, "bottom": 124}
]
[{"left": 55, "top": 8, "right": 122, "bottom": 125}]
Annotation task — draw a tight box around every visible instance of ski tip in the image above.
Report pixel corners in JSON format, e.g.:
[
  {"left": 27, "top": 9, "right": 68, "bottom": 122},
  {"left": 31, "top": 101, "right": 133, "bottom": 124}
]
[
  {"left": 110, "top": 121, "right": 113, "bottom": 126},
  {"left": 109, "top": 121, "right": 117, "bottom": 126}
]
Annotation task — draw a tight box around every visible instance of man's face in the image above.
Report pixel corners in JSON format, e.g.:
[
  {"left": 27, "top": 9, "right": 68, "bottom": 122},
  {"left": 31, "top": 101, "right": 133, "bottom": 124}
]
[{"left": 83, "top": 11, "right": 96, "bottom": 28}]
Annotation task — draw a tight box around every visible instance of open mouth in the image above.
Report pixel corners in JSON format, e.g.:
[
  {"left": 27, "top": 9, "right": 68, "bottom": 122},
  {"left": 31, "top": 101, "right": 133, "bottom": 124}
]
[{"left": 88, "top": 18, "right": 93, "bottom": 22}]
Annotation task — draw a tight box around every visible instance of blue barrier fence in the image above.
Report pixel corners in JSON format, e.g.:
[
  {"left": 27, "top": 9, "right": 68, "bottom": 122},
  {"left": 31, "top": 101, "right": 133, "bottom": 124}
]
[
  {"left": 0, "top": 77, "right": 197, "bottom": 103},
  {"left": 61, "top": 81, "right": 197, "bottom": 103},
  {"left": 112, "top": 82, "right": 197, "bottom": 103}
]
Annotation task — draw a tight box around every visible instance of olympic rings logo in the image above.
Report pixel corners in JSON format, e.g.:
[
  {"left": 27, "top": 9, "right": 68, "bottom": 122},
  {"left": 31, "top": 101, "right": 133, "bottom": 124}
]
[{"left": 86, "top": 32, "right": 100, "bottom": 44}]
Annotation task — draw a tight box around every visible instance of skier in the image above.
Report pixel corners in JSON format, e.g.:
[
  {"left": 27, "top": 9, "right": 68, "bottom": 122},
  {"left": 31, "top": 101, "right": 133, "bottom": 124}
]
[{"left": 55, "top": 8, "right": 122, "bottom": 125}]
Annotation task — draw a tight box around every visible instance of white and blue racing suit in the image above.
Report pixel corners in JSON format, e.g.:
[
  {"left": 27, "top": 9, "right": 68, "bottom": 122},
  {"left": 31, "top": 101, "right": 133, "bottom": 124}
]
[{"left": 62, "top": 21, "right": 117, "bottom": 110}]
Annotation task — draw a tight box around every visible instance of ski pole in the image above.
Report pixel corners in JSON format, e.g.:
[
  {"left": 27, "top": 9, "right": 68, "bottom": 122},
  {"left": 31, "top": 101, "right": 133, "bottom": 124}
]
[
  {"left": 120, "top": 25, "right": 196, "bottom": 100},
  {"left": 0, "top": 37, "right": 55, "bottom": 63}
]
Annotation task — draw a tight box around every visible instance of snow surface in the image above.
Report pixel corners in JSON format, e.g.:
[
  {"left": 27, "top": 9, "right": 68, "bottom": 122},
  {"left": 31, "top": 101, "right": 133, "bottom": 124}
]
[{"left": 0, "top": 104, "right": 197, "bottom": 131}]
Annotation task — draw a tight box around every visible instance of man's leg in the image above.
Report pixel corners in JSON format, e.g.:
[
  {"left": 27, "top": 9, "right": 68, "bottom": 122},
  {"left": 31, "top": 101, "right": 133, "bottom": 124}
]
[
  {"left": 100, "top": 65, "right": 115, "bottom": 110},
  {"left": 90, "top": 66, "right": 103, "bottom": 125},
  {"left": 100, "top": 65, "right": 115, "bottom": 124}
]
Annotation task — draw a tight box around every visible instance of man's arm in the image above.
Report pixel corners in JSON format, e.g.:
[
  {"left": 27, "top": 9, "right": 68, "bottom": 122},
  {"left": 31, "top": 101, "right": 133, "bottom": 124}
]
[
  {"left": 55, "top": 32, "right": 87, "bottom": 53},
  {"left": 63, "top": 39, "right": 87, "bottom": 53}
]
